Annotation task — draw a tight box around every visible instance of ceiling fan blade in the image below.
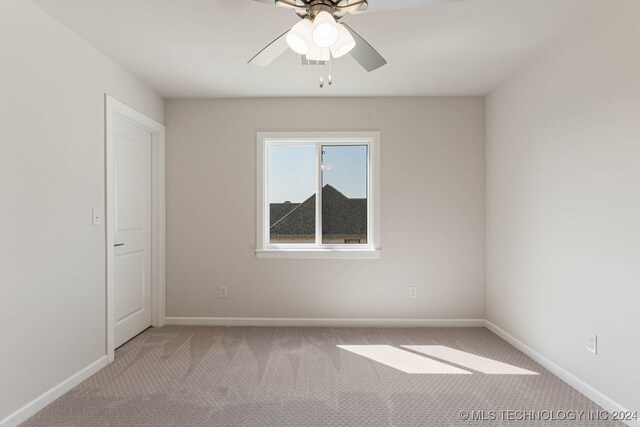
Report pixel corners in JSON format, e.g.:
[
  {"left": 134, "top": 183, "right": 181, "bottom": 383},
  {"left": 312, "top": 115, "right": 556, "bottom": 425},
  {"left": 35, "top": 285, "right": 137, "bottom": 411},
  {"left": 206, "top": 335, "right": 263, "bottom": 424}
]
[
  {"left": 351, "top": 0, "right": 464, "bottom": 14},
  {"left": 335, "top": 0, "right": 368, "bottom": 14},
  {"left": 343, "top": 23, "right": 387, "bottom": 72},
  {"left": 249, "top": 0, "right": 306, "bottom": 9},
  {"left": 248, "top": 30, "right": 290, "bottom": 67},
  {"left": 275, "top": 0, "right": 307, "bottom": 10}
]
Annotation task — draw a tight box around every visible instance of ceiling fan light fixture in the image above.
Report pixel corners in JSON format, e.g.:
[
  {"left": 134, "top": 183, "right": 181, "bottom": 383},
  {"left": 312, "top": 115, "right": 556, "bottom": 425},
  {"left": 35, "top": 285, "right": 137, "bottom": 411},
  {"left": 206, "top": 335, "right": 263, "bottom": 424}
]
[
  {"left": 286, "top": 18, "right": 313, "bottom": 55},
  {"left": 306, "top": 45, "right": 330, "bottom": 61},
  {"left": 330, "top": 23, "right": 356, "bottom": 58},
  {"left": 312, "top": 11, "right": 339, "bottom": 48}
]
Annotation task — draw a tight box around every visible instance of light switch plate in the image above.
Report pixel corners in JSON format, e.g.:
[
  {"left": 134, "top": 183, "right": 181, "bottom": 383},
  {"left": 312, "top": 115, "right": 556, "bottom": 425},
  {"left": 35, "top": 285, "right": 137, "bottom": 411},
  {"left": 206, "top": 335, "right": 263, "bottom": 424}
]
[{"left": 92, "top": 208, "right": 103, "bottom": 225}]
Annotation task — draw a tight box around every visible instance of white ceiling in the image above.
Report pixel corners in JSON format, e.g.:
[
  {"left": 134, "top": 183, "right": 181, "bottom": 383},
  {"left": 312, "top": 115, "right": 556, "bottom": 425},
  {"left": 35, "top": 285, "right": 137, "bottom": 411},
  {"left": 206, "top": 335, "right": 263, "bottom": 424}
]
[{"left": 30, "top": 0, "right": 605, "bottom": 98}]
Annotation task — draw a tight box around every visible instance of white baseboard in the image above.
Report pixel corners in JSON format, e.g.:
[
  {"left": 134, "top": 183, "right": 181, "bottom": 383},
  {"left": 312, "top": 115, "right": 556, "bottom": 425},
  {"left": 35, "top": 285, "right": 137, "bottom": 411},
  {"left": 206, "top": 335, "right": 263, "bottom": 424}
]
[
  {"left": 0, "top": 356, "right": 108, "bottom": 427},
  {"left": 165, "top": 317, "right": 486, "bottom": 328},
  {"left": 485, "top": 320, "right": 638, "bottom": 427}
]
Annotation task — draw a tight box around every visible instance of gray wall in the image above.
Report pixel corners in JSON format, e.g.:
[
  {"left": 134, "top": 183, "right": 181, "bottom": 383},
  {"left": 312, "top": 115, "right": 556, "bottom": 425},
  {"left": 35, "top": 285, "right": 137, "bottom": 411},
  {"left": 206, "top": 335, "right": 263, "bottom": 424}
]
[
  {"left": 0, "top": 0, "right": 163, "bottom": 421},
  {"left": 165, "top": 97, "right": 485, "bottom": 320},
  {"left": 486, "top": 0, "right": 640, "bottom": 412}
]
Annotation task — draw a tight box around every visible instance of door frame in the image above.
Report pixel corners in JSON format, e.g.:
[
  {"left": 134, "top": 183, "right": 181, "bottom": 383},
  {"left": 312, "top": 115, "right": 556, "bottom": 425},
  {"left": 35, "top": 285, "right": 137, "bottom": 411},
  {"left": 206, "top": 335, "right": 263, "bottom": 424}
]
[{"left": 105, "top": 95, "right": 166, "bottom": 363}]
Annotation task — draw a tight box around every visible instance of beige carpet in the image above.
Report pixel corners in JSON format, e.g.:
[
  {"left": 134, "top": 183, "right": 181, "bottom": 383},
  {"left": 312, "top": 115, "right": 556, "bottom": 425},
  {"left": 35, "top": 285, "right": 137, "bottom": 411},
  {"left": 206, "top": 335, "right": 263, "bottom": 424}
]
[{"left": 23, "top": 326, "right": 622, "bottom": 426}]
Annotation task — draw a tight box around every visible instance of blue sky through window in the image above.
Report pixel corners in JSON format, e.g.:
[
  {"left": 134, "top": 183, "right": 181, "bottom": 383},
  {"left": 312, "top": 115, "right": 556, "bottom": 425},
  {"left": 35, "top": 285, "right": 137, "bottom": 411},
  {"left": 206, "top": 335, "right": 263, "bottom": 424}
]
[
  {"left": 322, "top": 145, "right": 367, "bottom": 199},
  {"left": 269, "top": 145, "right": 367, "bottom": 203}
]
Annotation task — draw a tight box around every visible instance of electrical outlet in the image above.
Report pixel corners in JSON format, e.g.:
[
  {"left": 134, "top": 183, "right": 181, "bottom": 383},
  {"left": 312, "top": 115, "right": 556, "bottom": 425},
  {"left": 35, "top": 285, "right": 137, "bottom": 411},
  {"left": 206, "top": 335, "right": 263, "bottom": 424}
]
[
  {"left": 409, "top": 286, "right": 417, "bottom": 299},
  {"left": 586, "top": 333, "right": 597, "bottom": 355},
  {"left": 219, "top": 285, "right": 228, "bottom": 299}
]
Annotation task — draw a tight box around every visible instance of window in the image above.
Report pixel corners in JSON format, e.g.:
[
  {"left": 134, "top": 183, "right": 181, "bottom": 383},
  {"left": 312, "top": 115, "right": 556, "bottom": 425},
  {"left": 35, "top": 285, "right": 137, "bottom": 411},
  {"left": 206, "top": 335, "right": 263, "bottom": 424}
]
[{"left": 256, "top": 132, "right": 380, "bottom": 259}]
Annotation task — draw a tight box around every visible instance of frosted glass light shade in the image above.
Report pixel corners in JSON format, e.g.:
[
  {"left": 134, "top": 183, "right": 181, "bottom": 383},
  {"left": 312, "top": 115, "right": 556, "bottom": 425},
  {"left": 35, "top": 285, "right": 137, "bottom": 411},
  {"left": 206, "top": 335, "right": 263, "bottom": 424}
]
[
  {"left": 306, "top": 45, "right": 330, "bottom": 61},
  {"left": 330, "top": 24, "right": 356, "bottom": 58},
  {"left": 286, "top": 18, "right": 313, "bottom": 54},
  {"left": 312, "top": 11, "right": 339, "bottom": 48}
]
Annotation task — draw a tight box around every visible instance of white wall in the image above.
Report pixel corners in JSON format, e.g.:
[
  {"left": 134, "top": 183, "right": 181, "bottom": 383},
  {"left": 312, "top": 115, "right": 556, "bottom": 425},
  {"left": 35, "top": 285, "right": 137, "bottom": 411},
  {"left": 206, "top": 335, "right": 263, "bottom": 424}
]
[
  {"left": 0, "top": 0, "right": 164, "bottom": 422},
  {"left": 165, "top": 97, "right": 485, "bottom": 321},
  {"left": 486, "top": 0, "right": 640, "bottom": 413}
]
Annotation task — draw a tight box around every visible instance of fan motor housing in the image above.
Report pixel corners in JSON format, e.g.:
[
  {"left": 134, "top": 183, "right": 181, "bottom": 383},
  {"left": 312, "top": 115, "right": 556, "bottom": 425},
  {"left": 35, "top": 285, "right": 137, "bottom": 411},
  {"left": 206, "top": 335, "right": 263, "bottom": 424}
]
[
  {"left": 308, "top": 2, "right": 335, "bottom": 18},
  {"left": 292, "top": 0, "right": 368, "bottom": 19}
]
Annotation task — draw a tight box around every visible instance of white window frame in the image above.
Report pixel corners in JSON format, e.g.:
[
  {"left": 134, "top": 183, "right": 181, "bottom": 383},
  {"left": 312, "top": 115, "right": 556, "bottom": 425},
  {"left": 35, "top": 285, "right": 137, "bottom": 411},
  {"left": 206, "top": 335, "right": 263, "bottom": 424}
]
[{"left": 256, "top": 131, "right": 380, "bottom": 259}]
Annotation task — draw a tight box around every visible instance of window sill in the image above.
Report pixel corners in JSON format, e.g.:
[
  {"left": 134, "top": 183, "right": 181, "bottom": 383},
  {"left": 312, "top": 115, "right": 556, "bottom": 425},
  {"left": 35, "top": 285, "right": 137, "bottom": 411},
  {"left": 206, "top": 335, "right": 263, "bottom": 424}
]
[{"left": 255, "top": 249, "right": 381, "bottom": 260}]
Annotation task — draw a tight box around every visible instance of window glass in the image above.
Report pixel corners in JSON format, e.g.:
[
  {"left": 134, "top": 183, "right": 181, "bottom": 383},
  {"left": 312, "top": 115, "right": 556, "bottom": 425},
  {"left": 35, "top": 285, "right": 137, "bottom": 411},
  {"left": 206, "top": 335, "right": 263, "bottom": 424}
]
[
  {"left": 269, "top": 145, "right": 316, "bottom": 243},
  {"left": 321, "top": 145, "right": 368, "bottom": 244}
]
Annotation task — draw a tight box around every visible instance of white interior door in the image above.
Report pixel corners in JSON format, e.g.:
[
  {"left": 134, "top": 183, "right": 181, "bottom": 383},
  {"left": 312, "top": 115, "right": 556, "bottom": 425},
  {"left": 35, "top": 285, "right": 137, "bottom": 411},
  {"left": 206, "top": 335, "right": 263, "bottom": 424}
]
[{"left": 113, "top": 116, "right": 152, "bottom": 348}]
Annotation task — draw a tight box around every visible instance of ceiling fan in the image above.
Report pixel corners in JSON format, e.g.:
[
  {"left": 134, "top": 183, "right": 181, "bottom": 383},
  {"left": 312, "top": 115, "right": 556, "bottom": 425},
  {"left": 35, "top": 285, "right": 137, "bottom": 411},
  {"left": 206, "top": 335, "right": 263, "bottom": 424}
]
[{"left": 248, "top": 0, "right": 463, "bottom": 79}]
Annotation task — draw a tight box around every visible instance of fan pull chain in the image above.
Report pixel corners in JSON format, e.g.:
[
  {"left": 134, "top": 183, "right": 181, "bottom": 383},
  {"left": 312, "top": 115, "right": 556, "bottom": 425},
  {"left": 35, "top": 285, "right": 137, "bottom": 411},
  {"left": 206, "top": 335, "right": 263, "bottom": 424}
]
[{"left": 319, "top": 57, "right": 334, "bottom": 89}]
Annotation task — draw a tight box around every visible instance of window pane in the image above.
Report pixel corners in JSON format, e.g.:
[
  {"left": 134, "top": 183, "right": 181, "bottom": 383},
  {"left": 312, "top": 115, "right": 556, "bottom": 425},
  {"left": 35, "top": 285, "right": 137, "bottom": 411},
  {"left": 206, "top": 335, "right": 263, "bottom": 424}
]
[
  {"left": 269, "top": 145, "right": 316, "bottom": 244},
  {"left": 321, "top": 145, "right": 368, "bottom": 244}
]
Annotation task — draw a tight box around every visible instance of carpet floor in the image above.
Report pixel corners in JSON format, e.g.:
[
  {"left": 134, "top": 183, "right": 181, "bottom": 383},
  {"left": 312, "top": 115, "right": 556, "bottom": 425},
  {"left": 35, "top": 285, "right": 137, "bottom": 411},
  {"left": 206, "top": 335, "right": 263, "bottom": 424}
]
[{"left": 22, "top": 326, "right": 622, "bottom": 426}]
